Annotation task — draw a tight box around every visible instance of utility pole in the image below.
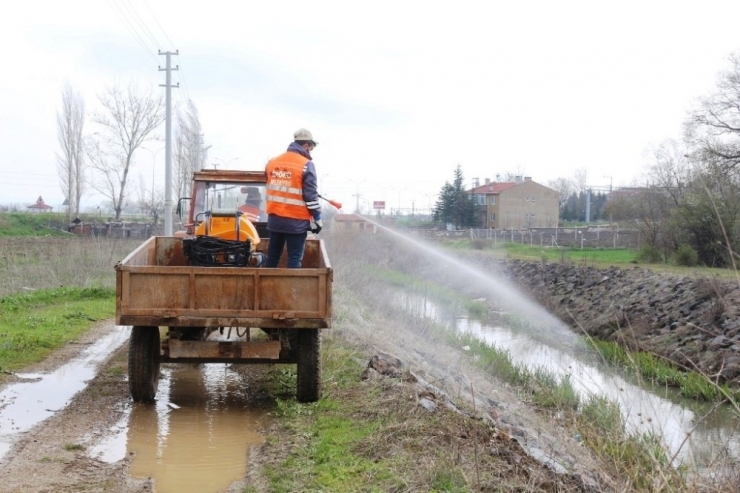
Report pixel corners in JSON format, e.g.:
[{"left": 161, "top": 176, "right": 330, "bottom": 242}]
[
  {"left": 196, "top": 134, "right": 204, "bottom": 171},
  {"left": 349, "top": 179, "right": 366, "bottom": 214},
  {"left": 159, "top": 50, "right": 179, "bottom": 236}
]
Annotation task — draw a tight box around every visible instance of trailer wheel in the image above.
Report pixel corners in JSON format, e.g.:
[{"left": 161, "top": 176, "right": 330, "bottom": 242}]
[
  {"left": 129, "top": 326, "right": 160, "bottom": 403},
  {"left": 296, "top": 329, "right": 321, "bottom": 403}
]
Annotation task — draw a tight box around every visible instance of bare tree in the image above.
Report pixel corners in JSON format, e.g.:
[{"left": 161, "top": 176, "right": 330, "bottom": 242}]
[
  {"left": 56, "top": 82, "right": 85, "bottom": 220},
  {"left": 498, "top": 166, "right": 528, "bottom": 182},
  {"left": 134, "top": 173, "right": 164, "bottom": 225},
  {"left": 87, "top": 82, "right": 164, "bottom": 220},
  {"left": 174, "top": 100, "right": 208, "bottom": 201},
  {"left": 573, "top": 168, "right": 589, "bottom": 193},
  {"left": 547, "top": 177, "right": 573, "bottom": 211},
  {"left": 686, "top": 53, "right": 740, "bottom": 175},
  {"left": 646, "top": 139, "right": 693, "bottom": 207}
]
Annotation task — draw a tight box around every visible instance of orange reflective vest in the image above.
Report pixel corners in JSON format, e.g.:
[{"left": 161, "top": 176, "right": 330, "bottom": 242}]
[{"left": 265, "top": 151, "right": 312, "bottom": 220}]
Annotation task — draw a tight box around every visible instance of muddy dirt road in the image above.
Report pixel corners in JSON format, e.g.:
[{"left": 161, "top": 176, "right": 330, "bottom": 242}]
[
  {"left": 0, "top": 321, "right": 149, "bottom": 492},
  {"left": 0, "top": 321, "right": 272, "bottom": 493}
]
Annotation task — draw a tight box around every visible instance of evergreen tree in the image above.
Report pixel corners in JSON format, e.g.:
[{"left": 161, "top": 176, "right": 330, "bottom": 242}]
[
  {"left": 433, "top": 182, "right": 454, "bottom": 224},
  {"left": 433, "top": 165, "right": 477, "bottom": 228}
]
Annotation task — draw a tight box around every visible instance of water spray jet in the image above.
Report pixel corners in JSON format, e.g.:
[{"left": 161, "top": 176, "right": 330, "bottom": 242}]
[{"left": 359, "top": 216, "right": 583, "bottom": 350}]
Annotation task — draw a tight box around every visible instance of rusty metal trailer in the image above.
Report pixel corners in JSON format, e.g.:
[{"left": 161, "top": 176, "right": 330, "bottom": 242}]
[{"left": 115, "top": 235, "right": 332, "bottom": 403}]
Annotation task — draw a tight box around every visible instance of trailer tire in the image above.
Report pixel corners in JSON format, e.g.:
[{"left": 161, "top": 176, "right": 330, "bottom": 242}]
[
  {"left": 129, "top": 326, "right": 160, "bottom": 403},
  {"left": 296, "top": 329, "right": 321, "bottom": 403}
]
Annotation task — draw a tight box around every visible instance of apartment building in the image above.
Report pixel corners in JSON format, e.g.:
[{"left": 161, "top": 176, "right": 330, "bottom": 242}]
[{"left": 470, "top": 177, "right": 559, "bottom": 229}]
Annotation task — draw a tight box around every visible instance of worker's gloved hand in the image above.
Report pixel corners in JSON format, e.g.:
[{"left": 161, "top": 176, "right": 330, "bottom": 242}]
[{"left": 310, "top": 219, "right": 323, "bottom": 234}]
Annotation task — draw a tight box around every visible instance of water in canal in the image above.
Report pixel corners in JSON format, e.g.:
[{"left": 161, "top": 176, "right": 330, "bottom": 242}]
[{"left": 399, "top": 289, "right": 740, "bottom": 469}]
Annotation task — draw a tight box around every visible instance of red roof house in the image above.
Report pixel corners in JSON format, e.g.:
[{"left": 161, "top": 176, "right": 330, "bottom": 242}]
[{"left": 26, "top": 196, "right": 53, "bottom": 213}]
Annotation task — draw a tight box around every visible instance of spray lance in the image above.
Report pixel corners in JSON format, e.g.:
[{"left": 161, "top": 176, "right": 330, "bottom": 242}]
[
  {"left": 311, "top": 195, "right": 342, "bottom": 234},
  {"left": 318, "top": 194, "right": 342, "bottom": 210}
]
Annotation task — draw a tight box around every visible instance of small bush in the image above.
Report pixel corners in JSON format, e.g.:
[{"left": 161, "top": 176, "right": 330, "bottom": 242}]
[
  {"left": 636, "top": 245, "right": 663, "bottom": 263},
  {"left": 673, "top": 245, "right": 698, "bottom": 267}
]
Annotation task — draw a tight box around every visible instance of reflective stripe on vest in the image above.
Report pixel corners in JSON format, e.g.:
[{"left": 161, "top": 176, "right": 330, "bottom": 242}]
[
  {"left": 265, "top": 151, "right": 312, "bottom": 220},
  {"left": 266, "top": 183, "right": 303, "bottom": 195}
]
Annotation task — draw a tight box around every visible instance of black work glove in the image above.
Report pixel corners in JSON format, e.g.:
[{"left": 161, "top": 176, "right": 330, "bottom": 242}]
[{"left": 310, "top": 219, "right": 323, "bottom": 234}]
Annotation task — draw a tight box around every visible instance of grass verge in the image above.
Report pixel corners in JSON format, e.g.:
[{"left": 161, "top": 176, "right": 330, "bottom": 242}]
[
  {"left": 0, "top": 286, "right": 115, "bottom": 373},
  {"left": 250, "top": 335, "right": 586, "bottom": 493},
  {"left": 0, "top": 212, "right": 69, "bottom": 237},
  {"left": 439, "top": 239, "right": 740, "bottom": 278},
  {"left": 452, "top": 330, "right": 685, "bottom": 490}
]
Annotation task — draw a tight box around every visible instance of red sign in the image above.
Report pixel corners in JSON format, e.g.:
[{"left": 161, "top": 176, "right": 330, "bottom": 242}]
[{"left": 373, "top": 201, "right": 385, "bottom": 210}]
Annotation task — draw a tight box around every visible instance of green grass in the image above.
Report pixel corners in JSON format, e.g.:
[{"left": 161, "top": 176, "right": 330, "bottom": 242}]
[
  {"left": 260, "top": 333, "right": 593, "bottom": 492},
  {"left": 0, "top": 212, "right": 70, "bottom": 236},
  {"left": 437, "top": 238, "right": 637, "bottom": 265},
  {"left": 589, "top": 339, "right": 736, "bottom": 402},
  {"left": 443, "top": 239, "right": 740, "bottom": 278},
  {"left": 0, "top": 287, "right": 115, "bottom": 372},
  {"left": 503, "top": 243, "right": 637, "bottom": 264},
  {"left": 453, "top": 328, "right": 584, "bottom": 411},
  {"left": 263, "top": 338, "right": 404, "bottom": 493},
  {"left": 577, "top": 395, "right": 680, "bottom": 490}
]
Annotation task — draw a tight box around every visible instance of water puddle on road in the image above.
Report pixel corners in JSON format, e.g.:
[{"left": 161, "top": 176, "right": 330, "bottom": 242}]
[
  {"left": 0, "top": 328, "right": 129, "bottom": 459},
  {"left": 92, "top": 363, "right": 267, "bottom": 493}
]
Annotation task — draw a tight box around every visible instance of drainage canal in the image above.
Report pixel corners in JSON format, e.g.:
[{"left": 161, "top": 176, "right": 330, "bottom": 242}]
[{"left": 398, "top": 290, "right": 740, "bottom": 469}]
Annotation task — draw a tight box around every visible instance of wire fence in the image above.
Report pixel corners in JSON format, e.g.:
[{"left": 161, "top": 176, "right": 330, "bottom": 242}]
[{"left": 413, "top": 226, "right": 642, "bottom": 249}]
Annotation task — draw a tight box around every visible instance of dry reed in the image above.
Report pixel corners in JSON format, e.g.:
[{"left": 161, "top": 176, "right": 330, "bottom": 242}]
[{"left": 0, "top": 236, "right": 142, "bottom": 297}]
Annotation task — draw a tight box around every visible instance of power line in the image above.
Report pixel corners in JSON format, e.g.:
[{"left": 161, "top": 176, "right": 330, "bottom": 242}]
[
  {"left": 0, "top": 170, "right": 59, "bottom": 178},
  {"left": 108, "top": 0, "right": 197, "bottom": 112},
  {"left": 6, "top": 182, "right": 61, "bottom": 189},
  {"left": 121, "top": 0, "right": 162, "bottom": 50},
  {"left": 118, "top": 0, "right": 195, "bottom": 151},
  {"left": 142, "top": 0, "right": 176, "bottom": 49},
  {"left": 139, "top": 0, "right": 192, "bottom": 103},
  {"left": 176, "top": 57, "right": 193, "bottom": 103},
  {"left": 108, "top": 0, "right": 159, "bottom": 64}
]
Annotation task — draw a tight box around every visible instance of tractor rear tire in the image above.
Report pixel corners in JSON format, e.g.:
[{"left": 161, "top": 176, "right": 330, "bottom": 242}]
[
  {"left": 129, "top": 326, "right": 161, "bottom": 403},
  {"left": 296, "top": 329, "right": 321, "bottom": 403}
]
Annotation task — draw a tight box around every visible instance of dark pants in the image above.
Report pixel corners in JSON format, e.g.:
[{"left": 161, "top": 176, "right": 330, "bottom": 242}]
[{"left": 266, "top": 231, "right": 307, "bottom": 268}]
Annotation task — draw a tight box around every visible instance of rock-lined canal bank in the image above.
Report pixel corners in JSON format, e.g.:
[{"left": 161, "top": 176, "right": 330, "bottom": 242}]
[{"left": 483, "top": 257, "right": 740, "bottom": 385}]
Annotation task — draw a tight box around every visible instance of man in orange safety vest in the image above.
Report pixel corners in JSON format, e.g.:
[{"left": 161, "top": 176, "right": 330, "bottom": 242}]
[{"left": 264, "top": 128, "right": 322, "bottom": 268}]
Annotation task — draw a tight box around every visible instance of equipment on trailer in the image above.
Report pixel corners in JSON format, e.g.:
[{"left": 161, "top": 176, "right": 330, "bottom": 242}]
[{"left": 116, "top": 170, "right": 336, "bottom": 404}]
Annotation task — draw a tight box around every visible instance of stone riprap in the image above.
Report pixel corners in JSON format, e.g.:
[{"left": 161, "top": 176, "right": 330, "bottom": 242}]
[{"left": 493, "top": 259, "right": 740, "bottom": 384}]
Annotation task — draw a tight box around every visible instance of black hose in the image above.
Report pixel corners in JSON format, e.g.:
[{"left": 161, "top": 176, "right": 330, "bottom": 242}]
[{"left": 183, "top": 237, "right": 252, "bottom": 267}]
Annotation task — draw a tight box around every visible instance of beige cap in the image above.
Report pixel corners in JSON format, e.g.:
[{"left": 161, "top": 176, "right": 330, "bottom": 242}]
[{"left": 294, "top": 128, "right": 317, "bottom": 144}]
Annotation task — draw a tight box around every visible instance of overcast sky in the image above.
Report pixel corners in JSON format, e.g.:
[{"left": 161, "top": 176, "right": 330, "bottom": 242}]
[{"left": 2, "top": 0, "right": 740, "bottom": 214}]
